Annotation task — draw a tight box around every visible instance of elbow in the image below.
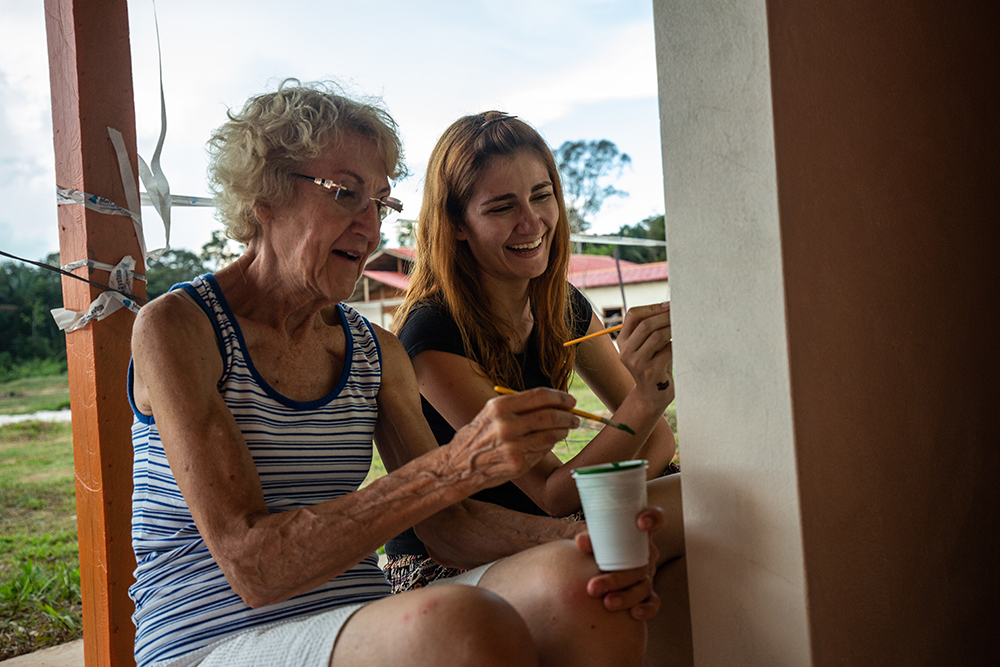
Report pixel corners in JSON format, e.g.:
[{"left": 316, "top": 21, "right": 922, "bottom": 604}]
[
  {"left": 237, "top": 590, "right": 272, "bottom": 610},
  {"left": 214, "top": 548, "right": 287, "bottom": 609},
  {"left": 223, "top": 565, "right": 280, "bottom": 609},
  {"left": 227, "top": 569, "right": 293, "bottom": 609},
  {"left": 541, "top": 494, "right": 582, "bottom": 520},
  {"left": 413, "top": 506, "right": 478, "bottom": 570}
]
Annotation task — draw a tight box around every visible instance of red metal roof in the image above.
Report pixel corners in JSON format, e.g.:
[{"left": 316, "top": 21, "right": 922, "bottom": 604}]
[
  {"left": 361, "top": 270, "right": 411, "bottom": 291},
  {"left": 361, "top": 250, "right": 665, "bottom": 292},
  {"left": 568, "top": 254, "right": 635, "bottom": 273},
  {"left": 568, "top": 261, "right": 669, "bottom": 288}
]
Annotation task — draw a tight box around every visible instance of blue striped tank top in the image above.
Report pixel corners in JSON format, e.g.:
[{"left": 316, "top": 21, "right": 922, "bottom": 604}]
[{"left": 128, "top": 274, "right": 390, "bottom": 666}]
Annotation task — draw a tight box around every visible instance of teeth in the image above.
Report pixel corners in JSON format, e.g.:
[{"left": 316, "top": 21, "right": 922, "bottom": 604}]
[{"left": 508, "top": 238, "right": 542, "bottom": 251}]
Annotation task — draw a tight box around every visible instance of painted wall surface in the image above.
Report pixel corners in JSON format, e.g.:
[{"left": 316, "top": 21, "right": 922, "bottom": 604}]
[
  {"left": 653, "top": 1, "right": 811, "bottom": 665},
  {"left": 654, "top": 0, "right": 1000, "bottom": 665}
]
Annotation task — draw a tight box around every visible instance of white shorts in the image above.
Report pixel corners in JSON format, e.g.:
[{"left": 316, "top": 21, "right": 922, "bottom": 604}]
[{"left": 165, "top": 562, "right": 495, "bottom": 667}]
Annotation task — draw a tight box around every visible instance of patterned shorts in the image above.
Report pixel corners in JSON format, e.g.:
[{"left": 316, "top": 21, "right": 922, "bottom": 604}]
[{"left": 383, "top": 554, "right": 467, "bottom": 594}]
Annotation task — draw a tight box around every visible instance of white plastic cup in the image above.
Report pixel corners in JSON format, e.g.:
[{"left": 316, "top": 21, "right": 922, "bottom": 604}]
[{"left": 571, "top": 460, "right": 649, "bottom": 571}]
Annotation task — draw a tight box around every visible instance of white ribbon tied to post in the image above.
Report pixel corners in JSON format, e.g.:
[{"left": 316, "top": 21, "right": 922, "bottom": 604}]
[{"left": 50, "top": 255, "right": 142, "bottom": 332}]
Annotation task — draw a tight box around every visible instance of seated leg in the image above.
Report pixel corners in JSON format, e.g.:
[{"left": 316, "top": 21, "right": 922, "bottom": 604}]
[
  {"left": 648, "top": 474, "right": 685, "bottom": 565},
  {"left": 644, "top": 473, "right": 693, "bottom": 666},
  {"left": 478, "top": 539, "right": 647, "bottom": 667},
  {"left": 332, "top": 585, "right": 539, "bottom": 667},
  {"left": 644, "top": 555, "right": 694, "bottom": 667}
]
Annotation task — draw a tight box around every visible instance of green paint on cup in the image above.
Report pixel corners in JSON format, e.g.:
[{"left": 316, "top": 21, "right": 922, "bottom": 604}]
[{"left": 571, "top": 459, "right": 648, "bottom": 476}]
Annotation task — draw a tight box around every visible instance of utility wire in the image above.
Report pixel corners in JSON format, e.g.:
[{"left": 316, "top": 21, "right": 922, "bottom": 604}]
[{"left": 0, "top": 249, "right": 148, "bottom": 305}]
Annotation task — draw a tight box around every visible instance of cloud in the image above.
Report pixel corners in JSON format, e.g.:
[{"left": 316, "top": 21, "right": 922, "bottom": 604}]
[
  {"left": 0, "top": 0, "right": 664, "bottom": 258},
  {"left": 495, "top": 22, "right": 659, "bottom": 125}
]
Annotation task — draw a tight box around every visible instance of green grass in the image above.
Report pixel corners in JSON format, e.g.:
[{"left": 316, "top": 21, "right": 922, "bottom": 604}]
[
  {"left": 0, "top": 373, "right": 71, "bottom": 415},
  {"left": 0, "top": 373, "right": 81, "bottom": 660}
]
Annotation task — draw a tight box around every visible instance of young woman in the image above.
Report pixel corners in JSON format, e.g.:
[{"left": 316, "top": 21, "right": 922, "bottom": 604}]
[
  {"left": 386, "top": 110, "right": 682, "bottom": 582},
  {"left": 385, "top": 111, "right": 690, "bottom": 667}
]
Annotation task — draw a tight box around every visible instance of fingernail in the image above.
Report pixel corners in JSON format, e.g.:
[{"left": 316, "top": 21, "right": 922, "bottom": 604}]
[{"left": 660, "top": 301, "right": 670, "bottom": 309}]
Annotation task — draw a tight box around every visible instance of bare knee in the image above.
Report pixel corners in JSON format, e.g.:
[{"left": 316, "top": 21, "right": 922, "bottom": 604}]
[
  {"left": 334, "top": 585, "right": 538, "bottom": 667},
  {"left": 482, "top": 540, "right": 647, "bottom": 666}
]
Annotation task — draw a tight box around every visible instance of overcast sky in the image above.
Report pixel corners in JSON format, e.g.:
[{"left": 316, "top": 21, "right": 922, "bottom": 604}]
[{"left": 0, "top": 0, "right": 666, "bottom": 264}]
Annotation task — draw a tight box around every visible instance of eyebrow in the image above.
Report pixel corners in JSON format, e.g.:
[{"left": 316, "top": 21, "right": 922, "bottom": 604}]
[{"left": 479, "top": 181, "right": 553, "bottom": 208}]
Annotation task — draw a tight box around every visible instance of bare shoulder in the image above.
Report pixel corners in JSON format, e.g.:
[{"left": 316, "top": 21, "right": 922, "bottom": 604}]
[
  {"left": 368, "top": 323, "right": 411, "bottom": 376},
  {"left": 133, "top": 290, "right": 213, "bottom": 344},
  {"left": 132, "top": 291, "right": 221, "bottom": 413}
]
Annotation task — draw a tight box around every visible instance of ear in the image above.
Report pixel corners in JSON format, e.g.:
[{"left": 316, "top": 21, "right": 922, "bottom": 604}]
[
  {"left": 455, "top": 225, "right": 468, "bottom": 241},
  {"left": 254, "top": 202, "right": 274, "bottom": 224}
]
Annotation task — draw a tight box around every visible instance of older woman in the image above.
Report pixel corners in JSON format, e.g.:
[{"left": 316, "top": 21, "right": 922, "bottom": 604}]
[
  {"left": 127, "top": 81, "right": 662, "bottom": 667},
  {"left": 386, "top": 112, "right": 691, "bottom": 666}
]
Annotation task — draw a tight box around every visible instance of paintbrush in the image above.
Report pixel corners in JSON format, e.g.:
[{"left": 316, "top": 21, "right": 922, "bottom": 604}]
[
  {"left": 493, "top": 385, "right": 636, "bottom": 435},
  {"left": 562, "top": 324, "right": 624, "bottom": 347}
]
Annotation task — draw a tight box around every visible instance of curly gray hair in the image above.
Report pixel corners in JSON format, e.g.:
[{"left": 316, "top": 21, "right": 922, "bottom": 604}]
[{"left": 207, "top": 79, "right": 406, "bottom": 244}]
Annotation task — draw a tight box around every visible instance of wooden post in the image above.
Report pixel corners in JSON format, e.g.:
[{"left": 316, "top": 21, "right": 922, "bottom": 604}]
[{"left": 44, "top": 0, "right": 143, "bottom": 665}]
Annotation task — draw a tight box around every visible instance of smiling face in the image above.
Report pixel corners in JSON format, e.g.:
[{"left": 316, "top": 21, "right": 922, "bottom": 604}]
[
  {"left": 259, "top": 133, "right": 391, "bottom": 304},
  {"left": 458, "top": 150, "right": 560, "bottom": 290}
]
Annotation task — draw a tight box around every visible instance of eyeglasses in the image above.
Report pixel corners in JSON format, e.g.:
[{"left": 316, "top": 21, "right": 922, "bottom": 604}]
[{"left": 293, "top": 173, "right": 403, "bottom": 221}]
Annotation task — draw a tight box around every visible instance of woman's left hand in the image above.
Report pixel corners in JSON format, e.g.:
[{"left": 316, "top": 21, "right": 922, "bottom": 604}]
[
  {"left": 576, "top": 505, "right": 664, "bottom": 620},
  {"left": 615, "top": 302, "right": 673, "bottom": 408}
]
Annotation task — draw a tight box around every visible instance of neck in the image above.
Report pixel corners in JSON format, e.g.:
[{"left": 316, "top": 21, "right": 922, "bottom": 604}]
[
  {"left": 477, "top": 273, "right": 534, "bottom": 351},
  {"left": 215, "top": 246, "right": 332, "bottom": 338}
]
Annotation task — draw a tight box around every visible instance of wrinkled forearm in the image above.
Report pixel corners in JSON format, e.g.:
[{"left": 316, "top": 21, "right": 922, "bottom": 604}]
[
  {"left": 413, "top": 498, "right": 584, "bottom": 569},
  {"left": 214, "top": 447, "right": 484, "bottom": 608}
]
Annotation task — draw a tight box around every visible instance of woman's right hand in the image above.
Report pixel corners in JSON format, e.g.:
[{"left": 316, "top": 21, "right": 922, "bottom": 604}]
[{"left": 444, "top": 387, "right": 580, "bottom": 490}]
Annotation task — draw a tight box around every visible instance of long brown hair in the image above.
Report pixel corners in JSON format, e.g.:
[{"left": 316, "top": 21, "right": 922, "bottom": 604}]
[{"left": 395, "top": 111, "right": 576, "bottom": 391}]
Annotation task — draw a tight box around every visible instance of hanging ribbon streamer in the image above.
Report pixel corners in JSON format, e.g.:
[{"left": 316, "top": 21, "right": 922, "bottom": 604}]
[
  {"left": 136, "top": 0, "right": 171, "bottom": 262},
  {"left": 50, "top": 255, "right": 142, "bottom": 332}
]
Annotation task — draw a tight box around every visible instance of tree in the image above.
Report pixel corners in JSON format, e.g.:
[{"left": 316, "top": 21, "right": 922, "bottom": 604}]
[
  {"left": 616, "top": 215, "right": 667, "bottom": 263},
  {"left": 200, "top": 229, "right": 243, "bottom": 272},
  {"left": 553, "top": 139, "right": 632, "bottom": 234},
  {"left": 396, "top": 218, "right": 417, "bottom": 247},
  {"left": 145, "top": 249, "right": 209, "bottom": 299},
  {"left": 0, "top": 254, "right": 66, "bottom": 377}
]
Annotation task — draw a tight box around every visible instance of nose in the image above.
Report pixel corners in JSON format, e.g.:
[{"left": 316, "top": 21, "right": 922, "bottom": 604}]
[
  {"left": 515, "top": 201, "right": 545, "bottom": 233},
  {"left": 351, "top": 199, "right": 383, "bottom": 242}
]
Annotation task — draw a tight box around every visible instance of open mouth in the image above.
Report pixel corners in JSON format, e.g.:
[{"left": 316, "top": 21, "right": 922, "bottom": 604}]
[
  {"left": 332, "top": 249, "right": 361, "bottom": 262},
  {"left": 506, "top": 237, "right": 543, "bottom": 253}
]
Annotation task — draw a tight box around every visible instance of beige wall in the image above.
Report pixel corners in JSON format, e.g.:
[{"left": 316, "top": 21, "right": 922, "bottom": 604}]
[{"left": 654, "top": 0, "right": 1000, "bottom": 665}]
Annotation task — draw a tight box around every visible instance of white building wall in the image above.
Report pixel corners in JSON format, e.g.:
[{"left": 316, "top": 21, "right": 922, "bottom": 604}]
[{"left": 576, "top": 281, "right": 671, "bottom": 320}]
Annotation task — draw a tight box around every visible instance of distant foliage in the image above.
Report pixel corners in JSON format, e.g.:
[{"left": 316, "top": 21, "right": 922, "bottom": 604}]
[
  {"left": 396, "top": 218, "right": 417, "bottom": 247},
  {"left": 145, "top": 249, "right": 211, "bottom": 299},
  {"left": 0, "top": 231, "right": 249, "bottom": 379},
  {"left": 0, "top": 254, "right": 66, "bottom": 380},
  {"left": 584, "top": 215, "right": 667, "bottom": 263},
  {"left": 199, "top": 229, "right": 243, "bottom": 272}
]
